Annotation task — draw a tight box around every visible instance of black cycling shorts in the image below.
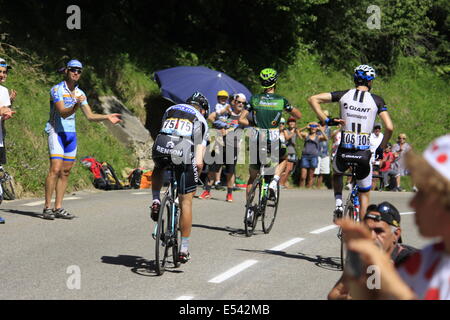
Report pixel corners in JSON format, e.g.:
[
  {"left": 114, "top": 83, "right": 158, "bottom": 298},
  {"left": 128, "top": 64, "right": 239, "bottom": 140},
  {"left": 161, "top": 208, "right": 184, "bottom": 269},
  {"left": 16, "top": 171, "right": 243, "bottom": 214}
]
[
  {"left": 152, "top": 134, "right": 198, "bottom": 194},
  {"left": 249, "top": 140, "right": 287, "bottom": 171},
  {"left": 333, "top": 147, "right": 372, "bottom": 191}
]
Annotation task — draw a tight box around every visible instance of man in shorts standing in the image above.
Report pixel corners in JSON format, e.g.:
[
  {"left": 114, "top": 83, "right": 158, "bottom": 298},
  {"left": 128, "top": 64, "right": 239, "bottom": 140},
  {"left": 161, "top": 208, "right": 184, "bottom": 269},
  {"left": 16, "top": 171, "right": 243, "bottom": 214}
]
[{"left": 43, "top": 59, "right": 121, "bottom": 220}]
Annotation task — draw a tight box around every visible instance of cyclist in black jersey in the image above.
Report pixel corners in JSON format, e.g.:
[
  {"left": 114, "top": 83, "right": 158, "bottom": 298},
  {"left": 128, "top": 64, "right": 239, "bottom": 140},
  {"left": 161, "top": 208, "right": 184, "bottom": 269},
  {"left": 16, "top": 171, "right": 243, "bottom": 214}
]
[
  {"left": 150, "top": 92, "right": 209, "bottom": 263},
  {"left": 307, "top": 65, "right": 393, "bottom": 222}
]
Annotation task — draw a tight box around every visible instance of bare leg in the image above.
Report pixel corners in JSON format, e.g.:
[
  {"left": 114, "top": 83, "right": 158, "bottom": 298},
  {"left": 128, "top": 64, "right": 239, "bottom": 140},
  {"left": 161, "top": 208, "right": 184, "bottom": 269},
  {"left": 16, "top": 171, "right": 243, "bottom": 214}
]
[
  {"left": 300, "top": 168, "right": 307, "bottom": 187},
  {"left": 307, "top": 168, "right": 315, "bottom": 188},
  {"left": 179, "top": 192, "right": 194, "bottom": 238},
  {"left": 359, "top": 191, "right": 370, "bottom": 220},
  {"left": 151, "top": 167, "right": 163, "bottom": 197},
  {"left": 246, "top": 167, "right": 259, "bottom": 199},
  {"left": 226, "top": 173, "right": 235, "bottom": 189},
  {"left": 54, "top": 161, "right": 75, "bottom": 209},
  {"left": 44, "top": 159, "right": 63, "bottom": 209}
]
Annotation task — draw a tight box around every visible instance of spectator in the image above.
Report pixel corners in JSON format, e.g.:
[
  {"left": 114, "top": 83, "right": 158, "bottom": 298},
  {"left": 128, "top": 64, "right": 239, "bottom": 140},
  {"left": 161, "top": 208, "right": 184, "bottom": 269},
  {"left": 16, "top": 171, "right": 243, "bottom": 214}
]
[
  {"left": 199, "top": 93, "right": 246, "bottom": 202},
  {"left": 379, "top": 143, "right": 398, "bottom": 190},
  {"left": 0, "top": 58, "right": 16, "bottom": 224},
  {"left": 211, "top": 90, "right": 231, "bottom": 188},
  {"left": 391, "top": 133, "right": 411, "bottom": 191},
  {"left": 314, "top": 115, "right": 331, "bottom": 189},
  {"left": 42, "top": 60, "right": 121, "bottom": 220},
  {"left": 280, "top": 117, "right": 299, "bottom": 188},
  {"left": 370, "top": 123, "right": 384, "bottom": 189},
  {"left": 328, "top": 201, "right": 418, "bottom": 299},
  {"left": 338, "top": 134, "right": 450, "bottom": 299},
  {"left": 298, "top": 122, "right": 327, "bottom": 188}
]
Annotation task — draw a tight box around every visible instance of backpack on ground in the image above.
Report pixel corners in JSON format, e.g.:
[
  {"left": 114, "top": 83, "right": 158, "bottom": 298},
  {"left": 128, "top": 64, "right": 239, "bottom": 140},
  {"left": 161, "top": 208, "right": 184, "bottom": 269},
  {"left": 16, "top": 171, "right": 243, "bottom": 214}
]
[
  {"left": 101, "top": 162, "right": 125, "bottom": 190},
  {"left": 128, "top": 168, "right": 152, "bottom": 189},
  {"left": 81, "top": 156, "right": 125, "bottom": 190}
]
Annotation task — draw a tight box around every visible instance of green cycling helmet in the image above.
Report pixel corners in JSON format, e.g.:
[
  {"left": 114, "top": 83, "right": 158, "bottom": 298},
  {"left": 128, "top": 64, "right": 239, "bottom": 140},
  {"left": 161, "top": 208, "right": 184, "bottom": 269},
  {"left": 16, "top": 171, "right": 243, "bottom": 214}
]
[{"left": 259, "top": 68, "right": 278, "bottom": 88}]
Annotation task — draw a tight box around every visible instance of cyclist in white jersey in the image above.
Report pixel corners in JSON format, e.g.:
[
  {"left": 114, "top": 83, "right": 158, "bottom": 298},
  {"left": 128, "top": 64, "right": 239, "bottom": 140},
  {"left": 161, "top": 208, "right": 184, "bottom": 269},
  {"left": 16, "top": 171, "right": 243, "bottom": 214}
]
[{"left": 308, "top": 65, "right": 393, "bottom": 221}]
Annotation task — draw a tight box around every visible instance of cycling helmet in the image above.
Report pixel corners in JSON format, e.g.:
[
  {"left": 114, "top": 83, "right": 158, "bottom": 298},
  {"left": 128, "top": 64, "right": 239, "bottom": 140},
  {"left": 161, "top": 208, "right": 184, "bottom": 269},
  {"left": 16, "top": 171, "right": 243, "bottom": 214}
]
[
  {"left": 260, "top": 68, "right": 278, "bottom": 88},
  {"left": 354, "top": 64, "right": 376, "bottom": 82},
  {"left": 186, "top": 91, "right": 210, "bottom": 116}
]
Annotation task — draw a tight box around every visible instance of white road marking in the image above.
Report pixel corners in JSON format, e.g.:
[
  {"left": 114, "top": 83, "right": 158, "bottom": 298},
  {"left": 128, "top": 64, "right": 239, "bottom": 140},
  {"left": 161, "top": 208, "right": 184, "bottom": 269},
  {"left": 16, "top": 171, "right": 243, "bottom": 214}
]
[
  {"left": 132, "top": 192, "right": 151, "bottom": 195},
  {"left": 208, "top": 260, "right": 258, "bottom": 284},
  {"left": 269, "top": 238, "right": 304, "bottom": 251},
  {"left": 176, "top": 295, "right": 194, "bottom": 300},
  {"left": 23, "top": 197, "right": 81, "bottom": 207},
  {"left": 310, "top": 225, "right": 338, "bottom": 234}
]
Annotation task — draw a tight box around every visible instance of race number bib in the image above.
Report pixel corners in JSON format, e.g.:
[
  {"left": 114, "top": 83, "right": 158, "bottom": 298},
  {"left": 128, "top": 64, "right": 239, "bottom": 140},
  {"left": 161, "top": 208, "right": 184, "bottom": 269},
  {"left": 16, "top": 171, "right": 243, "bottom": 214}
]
[
  {"left": 342, "top": 131, "right": 370, "bottom": 148},
  {"left": 268, "top": 128, "right": 280, "bottom": 141},
  {"left": 161, "top": 118, "right": 193, "bottom": 137}
]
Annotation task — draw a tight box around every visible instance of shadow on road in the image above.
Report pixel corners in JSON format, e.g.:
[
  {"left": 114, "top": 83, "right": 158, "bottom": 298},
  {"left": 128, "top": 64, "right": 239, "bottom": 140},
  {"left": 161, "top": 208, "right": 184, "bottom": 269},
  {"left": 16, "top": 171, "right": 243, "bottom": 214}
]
[
  {"left": 192, "top": 223, "right": 248, "bottom": 237},
  {"left": 0, "top": 208, "right": 43, "bottom": 219},
  {"left": 237, "top": 249, "right": 342, "bottom": 271},
  {"left": 101, "top": 254, "right": 183, "bottom": 277}
]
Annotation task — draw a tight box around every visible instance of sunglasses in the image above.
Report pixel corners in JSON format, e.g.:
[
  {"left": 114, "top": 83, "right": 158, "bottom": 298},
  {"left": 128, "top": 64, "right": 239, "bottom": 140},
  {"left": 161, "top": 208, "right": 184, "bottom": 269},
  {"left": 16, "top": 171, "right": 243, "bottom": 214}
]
[
  {"left": 68, "top": 68, "right": 82, "bottom": 74},
  {"left": 366, "top": 204, "right": 400, "bottom": 227},
  {"left": 309, "top": 124, "right": 318, "bottom": 128},
  {"left": 235, "top": 100, "right": 246, "bottom": 105}
]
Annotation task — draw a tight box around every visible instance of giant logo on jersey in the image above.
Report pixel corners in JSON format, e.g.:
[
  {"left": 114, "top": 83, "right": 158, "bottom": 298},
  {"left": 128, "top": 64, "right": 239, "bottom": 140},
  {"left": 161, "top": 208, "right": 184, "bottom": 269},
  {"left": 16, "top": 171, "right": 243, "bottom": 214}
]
[{"left": 343, "top": 103, "right": 370, "bottom": 113}]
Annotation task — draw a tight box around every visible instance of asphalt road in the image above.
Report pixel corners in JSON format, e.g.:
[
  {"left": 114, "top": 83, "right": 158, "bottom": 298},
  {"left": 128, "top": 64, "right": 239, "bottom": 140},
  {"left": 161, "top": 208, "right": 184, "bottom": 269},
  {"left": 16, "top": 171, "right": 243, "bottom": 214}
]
[{"left": 0, "top": 187, "right": 427, "bottom": 300}]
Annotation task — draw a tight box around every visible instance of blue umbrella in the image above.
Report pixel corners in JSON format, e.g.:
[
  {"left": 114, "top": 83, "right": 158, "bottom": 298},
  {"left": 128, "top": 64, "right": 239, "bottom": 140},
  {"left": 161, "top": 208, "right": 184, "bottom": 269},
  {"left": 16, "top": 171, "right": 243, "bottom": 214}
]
[{"left": 154, "top": 66, "right": 252, "bottom": 113}]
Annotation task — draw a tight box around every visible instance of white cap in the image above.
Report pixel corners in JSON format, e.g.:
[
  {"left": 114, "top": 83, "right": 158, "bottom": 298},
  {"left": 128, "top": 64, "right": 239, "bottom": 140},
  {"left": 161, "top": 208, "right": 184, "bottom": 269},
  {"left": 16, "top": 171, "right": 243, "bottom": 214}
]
[
  {"left": 233, "top": 93, "right": 247, "bottom": 101},
  {"left": 280, "top": 117, "right": 286, "bottom": 124},
  {"left": 423, "top": 134, "right": 450, "bottom": 181}
]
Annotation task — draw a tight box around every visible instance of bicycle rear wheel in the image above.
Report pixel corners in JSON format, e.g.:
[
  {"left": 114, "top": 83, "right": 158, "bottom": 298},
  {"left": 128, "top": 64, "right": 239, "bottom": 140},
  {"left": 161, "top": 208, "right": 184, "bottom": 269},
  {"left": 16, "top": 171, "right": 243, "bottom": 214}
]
[
  {"left": 155, "top": 196, "right": 171, "bottom": 276},
  {"left": 262, "top": 181, "right": 280, "bottom": 234},
  {"left": 244, "top": 179, "right": 261, "bottom": 237},
  {"left": 2, "top": 174, "right": 15, "bottom": 200}
]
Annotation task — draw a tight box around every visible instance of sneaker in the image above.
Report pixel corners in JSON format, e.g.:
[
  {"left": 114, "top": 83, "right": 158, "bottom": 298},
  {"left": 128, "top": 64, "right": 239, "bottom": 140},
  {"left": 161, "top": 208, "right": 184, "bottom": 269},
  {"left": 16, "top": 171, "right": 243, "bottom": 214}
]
[
  {"left": 54, "top": 208, "right": 75, "bottom": 219},
  {"left": 151, "top": 200, "right": 161, "bottom": 222},
  {"left": 42, "top": 208, "right": 55, "bottom": 220},
  {"left": 179, "top": 251, "right": 191, "bottom": 264},
  {"left": 268, "top": 180, "right": 278, "bottom": 200},
  {"left": 199, "top": 190, "right": 211, "bottom": 200},
  {"left": 226, "top": 193, "right": 233, "bottom": 202},
  {"left": 0, "top": 216, "right": 4, "bottom": 224},
  {"left": 333, "top": 206, "right": 344, "bottom": 223}
]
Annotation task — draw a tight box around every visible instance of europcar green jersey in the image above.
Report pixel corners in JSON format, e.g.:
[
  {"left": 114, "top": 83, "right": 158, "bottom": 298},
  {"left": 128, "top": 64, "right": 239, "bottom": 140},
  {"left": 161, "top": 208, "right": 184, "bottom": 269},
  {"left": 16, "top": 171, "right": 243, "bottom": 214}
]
[{"left": 248, "top": 93, "right": 292, "bottom": 129}]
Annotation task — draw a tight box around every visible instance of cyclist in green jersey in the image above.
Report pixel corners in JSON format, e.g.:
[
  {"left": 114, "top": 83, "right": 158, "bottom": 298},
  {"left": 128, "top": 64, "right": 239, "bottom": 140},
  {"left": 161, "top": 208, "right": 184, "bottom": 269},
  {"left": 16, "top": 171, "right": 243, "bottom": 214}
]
[{"left": 239, "top": 68, "right": 301, "bottom": 199}]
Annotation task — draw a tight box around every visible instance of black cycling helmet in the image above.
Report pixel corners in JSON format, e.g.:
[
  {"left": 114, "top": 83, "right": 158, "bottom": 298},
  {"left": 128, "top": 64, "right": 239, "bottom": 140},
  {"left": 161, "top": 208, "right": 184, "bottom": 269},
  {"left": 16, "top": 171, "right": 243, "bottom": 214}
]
[{"left": 186, "top": 91, "right": 210, "bottom": 116}]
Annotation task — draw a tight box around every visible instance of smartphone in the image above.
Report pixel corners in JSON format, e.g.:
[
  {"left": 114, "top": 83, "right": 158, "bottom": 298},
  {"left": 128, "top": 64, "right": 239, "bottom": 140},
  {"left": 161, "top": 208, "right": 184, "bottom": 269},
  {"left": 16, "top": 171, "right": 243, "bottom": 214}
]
[{"left": 344, "top": 250, "right": 364, "bottom": 278}]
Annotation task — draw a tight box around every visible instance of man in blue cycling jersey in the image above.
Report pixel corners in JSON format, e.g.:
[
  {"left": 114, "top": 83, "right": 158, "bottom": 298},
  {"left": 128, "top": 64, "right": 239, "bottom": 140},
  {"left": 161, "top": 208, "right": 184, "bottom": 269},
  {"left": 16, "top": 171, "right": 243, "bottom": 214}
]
[{"left": 43, "top": 59, "right": 122, "bottom": 220}]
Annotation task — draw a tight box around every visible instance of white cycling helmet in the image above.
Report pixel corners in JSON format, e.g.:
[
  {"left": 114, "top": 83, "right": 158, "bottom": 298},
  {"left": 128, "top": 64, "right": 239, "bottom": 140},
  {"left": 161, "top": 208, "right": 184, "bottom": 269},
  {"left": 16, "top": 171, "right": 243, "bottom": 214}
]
[{"left": 354, "top": 64, "right": 376, "bottom": 81}]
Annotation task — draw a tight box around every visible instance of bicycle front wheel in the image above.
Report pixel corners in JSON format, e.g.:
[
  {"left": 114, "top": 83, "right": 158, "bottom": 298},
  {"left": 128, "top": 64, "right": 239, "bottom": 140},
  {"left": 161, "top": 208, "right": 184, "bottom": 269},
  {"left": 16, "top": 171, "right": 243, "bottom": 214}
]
[
  {"left": 172, "top": 207, "right": 181, "bottom": 268},
  {"left": 340, "top": 201, "right": 355, "bottom": 270},
  {"left": 155, "top": 196, "right": 171, "bottom": 276},
  {"left": 244, "top": 179, "right": 261, "bottom": 237},
  {"left": 2, "top": 174, "right": 15, "bottom": 200},
  {"left": 262, "top": 181, "right": 280, "bottom": 234}
]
